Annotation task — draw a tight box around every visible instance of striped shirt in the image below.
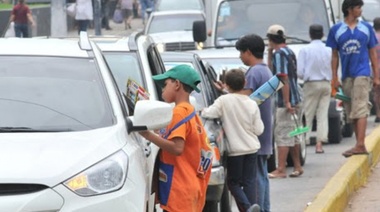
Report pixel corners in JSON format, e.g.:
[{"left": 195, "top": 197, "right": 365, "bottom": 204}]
[{"left": 272, "top": 47, "right": 302, "bottom": 107}]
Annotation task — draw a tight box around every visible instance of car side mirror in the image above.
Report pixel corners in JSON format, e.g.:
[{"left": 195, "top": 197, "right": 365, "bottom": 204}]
[
  {"left": 193, "top": 20, "right": 207, "bottom": 43},
  {"left": 126, "top": 100, "right": 173, "bottom": 133}
]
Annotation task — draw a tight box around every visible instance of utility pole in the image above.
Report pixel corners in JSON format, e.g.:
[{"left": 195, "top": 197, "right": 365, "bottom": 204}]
[
  {"left": 93, "top": 0, "right": 102, "bottom": 35},
  {"left": 51, "top": 0, "right": 67, "bottom": 37}
]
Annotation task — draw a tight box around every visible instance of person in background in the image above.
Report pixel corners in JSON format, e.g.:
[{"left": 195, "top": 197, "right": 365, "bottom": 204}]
[
  {"left": 297, "top": 24, "right": 332, "bottom": 153},
  {"left": 119, "top": 0, "right": 133, "bottom": 29},
  {"left": 201, "top": 68, "right": 263, "bottom": 212},
  {"left": 139, "top": 0, "right": 153, "bottom": 24},
  {"left": 326, "top": 0, "right": 380, "bottom": 157},
  {"left": 267, "top": 24, "right": 304, "bottom": 178},
  {"left": 75, "top": 0, "right": 93, "bottom": 34},
  {"left": 235, "top": 33, "right": 273, "bottom": 212},
  {"left": 101, "top": 0, "right": 112, "bottom": 30},
  {"left": 9, "top": 0, "right": 35, "bottom": 38},
  {"left": 139, "top": 65, "right": 212, "bottom": 212},
  {"left": 372, "top": 17, "right": 380, "bottom": 123}
]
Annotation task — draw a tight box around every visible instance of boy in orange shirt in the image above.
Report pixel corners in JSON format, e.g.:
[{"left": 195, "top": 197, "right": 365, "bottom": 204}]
[{"left": 139, "top": 64, "right": 212, "bottom": 212}]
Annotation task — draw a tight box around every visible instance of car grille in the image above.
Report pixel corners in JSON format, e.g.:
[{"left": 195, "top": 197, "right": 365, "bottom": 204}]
[
  {"left": 0, "top": 184, "right": 48, "bottom": 195},
  {"left": 165, "top": 42, "right": 196, "bottom": 51}
]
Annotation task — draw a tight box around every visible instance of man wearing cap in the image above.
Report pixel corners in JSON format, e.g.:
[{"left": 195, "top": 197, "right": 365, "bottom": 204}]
[
  {"left": 139, "top": 64, "right": 212, "bottom": 212},
  {"left": 297, "top": 24, "right": 332, "bottom": 154},
  {"left": 266, "top": 24, "right": 304, "bottom": 178},
  {"left": 326, "top": 0, "right": 380, "bottom": 157}
]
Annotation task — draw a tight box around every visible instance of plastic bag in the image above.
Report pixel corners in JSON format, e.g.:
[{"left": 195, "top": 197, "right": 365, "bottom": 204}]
[
  {"left": 113, "top": 9, "right": 123, "bottom": 24},
  {"left": 4, "top": 22, "right": 15, "bottom": 38},
  {"left": 66, "top": 3, "right": 76, "bottom": 18}
]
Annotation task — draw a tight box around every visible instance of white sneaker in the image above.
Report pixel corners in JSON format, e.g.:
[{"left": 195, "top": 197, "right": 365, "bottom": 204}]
[{"left": 247, "top": 204, "right": 261, "bottom": 212}]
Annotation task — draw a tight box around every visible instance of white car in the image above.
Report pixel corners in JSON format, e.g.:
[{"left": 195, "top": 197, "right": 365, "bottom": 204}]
[
  {"left": 0, "top": 33, "right": 172, "bottom": 212},
  {"left": 144, "top": 10, "right": 206, "bottom": 51}
]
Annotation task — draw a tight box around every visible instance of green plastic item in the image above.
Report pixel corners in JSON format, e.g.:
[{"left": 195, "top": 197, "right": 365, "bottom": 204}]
[
  {"left": 288, "top": 114, "right": 310, "bottom": 137},
  {"left": 335, "top": 87, "right": 351, "bottom": 102}
]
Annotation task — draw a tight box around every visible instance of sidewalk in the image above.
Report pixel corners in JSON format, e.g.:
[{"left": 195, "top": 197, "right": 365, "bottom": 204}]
[
  {"left": 345, "top": 162, "right": 380, "bottom": 211},
  {"left": 305, "top": 122, "right": 380, "bottom": 212},
  {"left": 67, "top": 17, "right": 145, "bottom": 37}
]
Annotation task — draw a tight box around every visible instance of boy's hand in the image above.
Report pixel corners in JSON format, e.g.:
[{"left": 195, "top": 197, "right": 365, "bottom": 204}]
[
  {"left": 139, "top": 130, "right": 152, "bottom": 140},
  {"left": 213, "top": 80, "right": 225, "bottom": 92}
]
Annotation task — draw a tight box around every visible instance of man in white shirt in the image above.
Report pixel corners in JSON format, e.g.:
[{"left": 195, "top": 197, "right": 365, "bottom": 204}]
[{"left": 297, "top": 24, "right": 332, "bottom": 153}]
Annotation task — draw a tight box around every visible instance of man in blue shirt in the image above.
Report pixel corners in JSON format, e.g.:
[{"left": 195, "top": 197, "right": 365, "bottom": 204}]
[{"left": 326, "top": 0, "right": 380, "bottom": 157}]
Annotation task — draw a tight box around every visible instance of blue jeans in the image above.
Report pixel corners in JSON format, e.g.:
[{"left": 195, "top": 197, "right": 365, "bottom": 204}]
[
  {"left": 253, "top": 155, "right": 270, "bottom": 212},
  {"left": 139, "top": 0, "right": 154, "bottom": 21},
  {"left": 227, "top": 153, "right": 257, "bottom": 212},
  {"left": 14, "top": 23, "right": 29, "bottom": 38}
]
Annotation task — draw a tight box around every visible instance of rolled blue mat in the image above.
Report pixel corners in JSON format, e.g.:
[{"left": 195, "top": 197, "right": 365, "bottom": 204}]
[{"left": 250, "top": 74, "right": 284, "bottom": 105}]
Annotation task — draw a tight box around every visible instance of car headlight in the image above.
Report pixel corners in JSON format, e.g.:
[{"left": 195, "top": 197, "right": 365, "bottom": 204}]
[
  {"left": 156, "top": 43, "right": 165, "bottom": 53},
  {"left": 64, "top": 151, "right": 128, "bottom": 196}
]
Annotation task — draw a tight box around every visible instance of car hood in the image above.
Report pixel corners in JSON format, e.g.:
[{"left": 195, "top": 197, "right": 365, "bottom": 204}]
[
  {"left": 150, "top": 31, "right": 193, "bottom": 43},
  {"left": 0, "top": 126, "right": 127, "bottom": 186}
]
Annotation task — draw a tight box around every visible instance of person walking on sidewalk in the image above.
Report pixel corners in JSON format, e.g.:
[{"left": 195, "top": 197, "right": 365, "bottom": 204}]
[
  {"left": 235, "top": 33, "right": 273, "bottom": 212},
  {"left": 139, "top": 0, "right": 153, "bottom": 24},
  {"left": 9, "top": 0, "right": 35, "bottom": 38},
  {"left": 372, "top": 17, "right": 380, "bottom": 123},
  {"left": 201, "top": 68, "right": 264, "bottom": 212},
  {"left": 139, "top": 65, "right": 212, "bottom": 212},
  {"left": 297, "top": 24, "right": 332, "bottom": 153},
  {"left": 326, "top": 0, "right": 380, "bottom": 157},
  {"left": 119, "top": 0, "right": 133, "bottom": 29},
  {"left": 266, "top": 24, "right": 304, "bottom": 178},
  {"left": 75, "top": 0, "right": 93, "bottom": 34}
]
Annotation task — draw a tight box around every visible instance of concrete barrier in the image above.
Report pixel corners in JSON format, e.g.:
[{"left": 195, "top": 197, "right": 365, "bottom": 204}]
[{"left": 305, "top": 125, "right": 380, "bottom": 212}]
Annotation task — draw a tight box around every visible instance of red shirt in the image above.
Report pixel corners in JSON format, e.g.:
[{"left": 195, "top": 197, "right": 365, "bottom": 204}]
[{"left": 12, "top": 3, "right": 31, "bottom": 24}]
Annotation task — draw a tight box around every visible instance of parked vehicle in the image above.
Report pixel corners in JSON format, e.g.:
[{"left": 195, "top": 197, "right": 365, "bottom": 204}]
[
  {"left": 0, "top": 32, "right": 172, "bottom": 212},
  {"left": 160, "top": 51, "right": 231, "bottom": 212},
  {"left": 144, "top": 10, "right": 206, "bottom": 51},
  {"left": 155, "top": 0, "right": 204, "bottom": 12}
]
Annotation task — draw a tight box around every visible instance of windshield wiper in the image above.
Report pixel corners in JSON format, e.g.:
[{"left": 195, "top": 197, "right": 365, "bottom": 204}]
[
  {"left": 0, "top": 127, "right": 72, "bottom": 132},
  {"left": 286, "top": 36, "right": 310, "bottom": 44}
]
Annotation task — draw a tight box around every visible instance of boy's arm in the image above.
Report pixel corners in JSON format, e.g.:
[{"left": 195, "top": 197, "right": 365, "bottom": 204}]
[
  {"left": 139, "top": 131, "right": 185, "bottom": 156},
  {"left": 251, "top": 103, "right": 264, "bottom": 136},
  {"left": 201, "top": 97, "right": 223, "bottom": 118}
]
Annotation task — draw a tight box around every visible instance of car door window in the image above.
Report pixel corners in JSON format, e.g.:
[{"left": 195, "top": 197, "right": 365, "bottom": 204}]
[{"left": 147, "top": 46, "right": 166, "bottom": 101}]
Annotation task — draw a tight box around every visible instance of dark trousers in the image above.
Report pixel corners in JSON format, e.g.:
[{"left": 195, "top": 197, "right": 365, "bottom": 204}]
[
  {"left": 77, "top": 20, "right": 90, "bottom": 34},
  {"left": 227, "top": 153, "right": 257, "bottom": 212},
  {"left": 14, "top": 23, "right": 29, "bottom": 38}
]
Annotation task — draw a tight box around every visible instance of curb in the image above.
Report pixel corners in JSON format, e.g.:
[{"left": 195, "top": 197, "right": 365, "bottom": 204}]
[{"left": 304, "top": 125, "right": 380, "bottom": 212}]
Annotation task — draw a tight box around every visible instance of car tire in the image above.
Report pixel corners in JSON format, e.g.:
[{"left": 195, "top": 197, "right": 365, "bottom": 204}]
[{"left": 328, "top": 116, "right": 342, "bottom": 143}]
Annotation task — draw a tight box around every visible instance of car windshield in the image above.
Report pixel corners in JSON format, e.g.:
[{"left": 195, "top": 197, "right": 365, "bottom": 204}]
[
  {"left": 147, "top": 13, "right": 204, "bottom": 34},
  {"left": 163, "top": 62, "right": 206, "bottom": 110},
  {"left": 362, "top": 0, "right": 380, "bottom": 22},
  {"left": 203, "top": 58, "right": 247, "bottom": 75},
  {"left": 156, "top": 0, "right": 203, "bottom": 11},
  {"left": 215, "top": 0, "right": 330, "bottom": 46},
  {"left": 0, "top": 56, "right": 114, "bottom": 132}
]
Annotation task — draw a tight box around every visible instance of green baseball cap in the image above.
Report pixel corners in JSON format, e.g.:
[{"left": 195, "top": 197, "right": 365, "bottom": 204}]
[{"left": 152, "top": 64, "right": 201, "bottom": 93}]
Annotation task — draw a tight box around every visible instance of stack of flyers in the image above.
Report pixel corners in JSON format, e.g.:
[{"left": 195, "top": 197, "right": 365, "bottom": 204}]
[{"left": 126, "top": 79, "right": 150, "bottom": 107}]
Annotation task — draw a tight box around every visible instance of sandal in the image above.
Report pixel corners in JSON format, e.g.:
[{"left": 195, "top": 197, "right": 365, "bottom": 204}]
[
  {"left": 268, "top": 172, "right": 286, "bottom": 179},
  {"left": 289, "top": 170, "right": 303, "bottom": 178},
  {"left": 342, "top": 147, "right": 369, "bottom": 158}
]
